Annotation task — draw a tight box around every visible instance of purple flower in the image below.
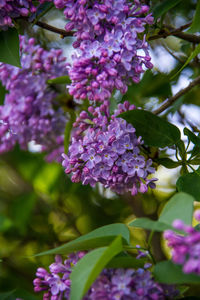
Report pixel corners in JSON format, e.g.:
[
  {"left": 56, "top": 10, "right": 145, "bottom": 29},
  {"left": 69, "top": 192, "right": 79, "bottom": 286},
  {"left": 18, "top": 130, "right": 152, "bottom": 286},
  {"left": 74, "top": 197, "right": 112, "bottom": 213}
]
[
  {"left": 54, "top": 0, "right": 153, "bottom": 102},
  {"left": 0, "top": 36, "right": 68, "bottom": 162},
  {"left": 62, "top": 101, "right": 157, "bottom": 195},
  {"left": 0, "top": 0, "right": 36, "bottom": 30},
  {"left": 164, "top": 212, "right": 200, "bottom": 275},
  {"left": 34, "top": 252, "right": 178, "bottom": 299},
  {"left": 81, "top": 148, "right": 101, "bottom": 169},
  {"left": 93, "top": 163, "right": 111, "bottom": 180}
]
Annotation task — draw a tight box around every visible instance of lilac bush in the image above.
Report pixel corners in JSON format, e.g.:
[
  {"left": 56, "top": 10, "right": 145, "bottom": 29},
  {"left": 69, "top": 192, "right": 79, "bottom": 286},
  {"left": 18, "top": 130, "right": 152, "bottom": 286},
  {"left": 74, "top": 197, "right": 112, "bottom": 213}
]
[
  {"left": 2, "top": 0, "right": 200, "bottom": 299},
  {"left": 0, "top": 35, "right": 68, "bottom": 161},
  {"left": 52, "top": 0, "right": 153, "bottom": 102},
  {"left": 164, "top": 210, "right": 200, "bottom": 275},
  {"left": 62, "top": 101, "right": 157, "bottom": 195},
  {"left": 0, "top": 0, "right": 36, "bottom": 29},
  {"left": 34, "top": 253, "right": 178, "bottom": 300}
]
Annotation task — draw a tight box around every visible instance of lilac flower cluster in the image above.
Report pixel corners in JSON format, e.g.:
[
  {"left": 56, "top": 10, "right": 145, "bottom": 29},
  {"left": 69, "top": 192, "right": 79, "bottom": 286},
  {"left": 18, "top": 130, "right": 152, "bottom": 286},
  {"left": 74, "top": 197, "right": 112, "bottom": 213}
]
[
  {"left": 34, "top": 253, "right": 178, "bottom": 300},
  {"left": 62, "top": 101, "right": 157, "bottom": 195},
  {"left": 164, "top": 210, "right": 200, "bottom": 275},
  {"left": 52, "top": 0, "right": 153, "bottom": 102},
  {"left": 0, "top": 35, "right": 68, "bottom": 161},
  {"left": 34, "top": 253, "right": 85, "bottom": 299},
  {"left": 0, "top": 0, "right": 36, "bottom": 30}
]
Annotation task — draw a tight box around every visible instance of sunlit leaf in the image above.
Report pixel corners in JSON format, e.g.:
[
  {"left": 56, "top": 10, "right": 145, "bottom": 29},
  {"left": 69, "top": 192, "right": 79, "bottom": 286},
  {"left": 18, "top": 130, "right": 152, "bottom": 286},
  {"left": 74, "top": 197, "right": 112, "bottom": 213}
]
[
  {"left": 47, "top": 76, "right": 71, "bottom": 85},
  {"left": 70, "top": 236, "right": 123, "bottom": 300},
  {"left": 154, "top": 261, "right": 200, "bottom": 284},
  {"left": 34, "top": 223, "right": 130, "bottom": 256},
  {"left": 130, "top": 192, "right": 194, "bottom": 232},
  {"left": 187, "top": 0, "right": 200, "bottom": 33},
  {"left": 171, "top": 44, "right": 200, "bottom": 79}
]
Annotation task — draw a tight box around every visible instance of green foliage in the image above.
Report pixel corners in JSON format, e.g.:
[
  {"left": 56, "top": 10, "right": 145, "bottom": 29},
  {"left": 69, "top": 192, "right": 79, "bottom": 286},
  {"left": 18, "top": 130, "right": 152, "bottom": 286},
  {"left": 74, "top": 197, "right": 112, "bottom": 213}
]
[
  {"left": 171, "top": 44, "right": 200, "bottom": 79},
  {"left": 0, "top": 215, "right": 12, "bottom": 232},
  {"left": 152, "top": 0, "right": 183, "bottom": 19},
  {"left": 119, "top": 109, "right": 181, "bottom": 147},
  {"left": 154, "top": 261, "right": 200, "bottom": 284},
  {"left": 123, "top": 71, "right": 172, "bottom": 106},
  {"left": 0, "top": 28, "right": 21, "bottom": 67},
  {"left": 70, "top": 236, "right": 123, "bottom": 300},
  {"left": 130, "top": 218, "right": 174, "bottom": 232},
  {"left": 0, "top": 81, "right": 7, "bottom": 105},
  {"left": 177, "top": 172, "right": 200, "bottom": 202},
  {"left": 159, "top": 192, "right": 194, "bottom": 225},
  {"left": 1, "top": 0, "right": 200, "bottom": 298},
  {"left": 106, "top": 255, "right": 146, "bottom": 268},
  {"left": 187, "top": 0, "right": 200, "bottom": 33},
  {"left": 130, "top": 192, "right": 194, "bottom": 231},
  {"left": 34, "top": 223, "right": 130, "bottom": 256},
  {"left": 184, "top": 128, "right": 200, "bottom": 147},
  {"left": 47, "top": 76, "right": 71, "bottom": 85},
  {"left": 156, "top": 158, "right": 181, "bottom": 169},
  {"left": 64, "top": 111, "right": 76, "bottom": 153}
]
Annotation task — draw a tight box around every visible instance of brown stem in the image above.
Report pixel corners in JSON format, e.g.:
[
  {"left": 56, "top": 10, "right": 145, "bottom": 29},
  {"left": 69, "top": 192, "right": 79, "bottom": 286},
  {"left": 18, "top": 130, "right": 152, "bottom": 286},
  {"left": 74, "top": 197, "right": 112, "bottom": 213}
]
[
  {"left": 35, "top": 21, "right": 75, "bottom": 37},
  {"left": 148, "top": 22, "right": 200, "bottom": 44},
  {"left": 153, "top": 75, "right": 200, "bottom": 115}
]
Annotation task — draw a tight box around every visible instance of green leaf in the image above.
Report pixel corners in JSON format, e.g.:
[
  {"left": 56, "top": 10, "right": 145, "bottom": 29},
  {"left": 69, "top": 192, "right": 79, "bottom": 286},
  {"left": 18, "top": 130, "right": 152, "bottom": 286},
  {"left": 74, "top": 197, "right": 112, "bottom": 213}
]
[
  {"left": 106, "top": 255, "right": 146, "bottom": 269},
  {"left": 123, "top": 71, "right": 172, "bottom": 106},
  {"left": 171, "top": 44, "right": 200, "bottom": 79},
  {"left": 109, "top": 91, "right": 122, "bottom": 115},
  {"left": 152, "top": 0, "right": 183, "bottom": 19},
  {"left": 177, "top": 173, "right": 200, "bottom": 202},
  {"left": 156, "top": 158, "right": 180, "bottom": 169},
  {"left": 159, "top": 192, "right": 194, "bottom": 225},
  {"left": 184, "top": 127, "right": 200, "bottom": 147},
  {"left": 129, "top": 192, "right": 194, "bottom": 232},
  {"left": 189, "top": 158, "right": 200, "bottom": 165},
  {"left": 119, "top": 110, "right": 180, "bottom": 147},
  {"left": 0, "top": 28, "right": 21, "bottom": 67},
  {"left": 187, "top": 0, "right": 200, "bottom": 33},
  {"left": 70, "top": 236, "right": 123, "bottom": 300},
  {"left": 0, "top": 81, "right": 7, "bottom": 105},
  {"left": 47, "top": 76, "right": 71, "bottom": 85},
  {"left": 153, "top": 261, "right": 200, "bottom": 284},
  {"left": 64, "top": 111, "right": 76, "bottom": 153},
  {"left": 129, "top": 218, "right": 175, "bottom": 232},
  {"left": 176, "top": 140, "right": 187, "bottom": 160},
  {"left": 34, "top": 223, "right": 130, "bottom": 256}
]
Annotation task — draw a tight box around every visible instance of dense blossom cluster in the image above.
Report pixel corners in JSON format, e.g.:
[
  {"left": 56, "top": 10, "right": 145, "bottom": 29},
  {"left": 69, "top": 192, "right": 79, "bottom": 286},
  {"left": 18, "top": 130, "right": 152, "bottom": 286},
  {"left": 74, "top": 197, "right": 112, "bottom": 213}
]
[
  {"left": 164, "top": 210, "right": 200, "bottom": 275},
  {"left": 34, "top": 253, "right": 85, "bottom": 299},
  {"left": 34, "top": 253, "right": 178, "bottom": 299},
  {"left": 0, "top": 35, "right": 68, "bottom": 161},
  {"left": 62, "top": 101, "right": 157, "bottom": 195},
  {"left": 52, "top": 0, "right": 153, "bottom": 102},
  {"left": 0, "top": 0, "right": 36, "bottom": 30}
]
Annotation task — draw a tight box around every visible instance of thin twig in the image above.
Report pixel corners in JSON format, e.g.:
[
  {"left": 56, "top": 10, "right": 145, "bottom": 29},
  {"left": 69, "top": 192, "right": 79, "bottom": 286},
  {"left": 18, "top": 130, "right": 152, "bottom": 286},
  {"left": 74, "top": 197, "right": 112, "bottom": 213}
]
[
  {"left": 162, "top": 43, "right": 185, "bottom": 64},
  {"left": 153, "top": 75, "right": 200, "bottom": 115},
  {"left": 148, "top": 22, "right": 200, "bottom": 43},
  {"left": 171, "top": 31, "right": 200, "bottom": 44},
  {"left": 35, "top": 20, "right": 75, "bottom": 37}
]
